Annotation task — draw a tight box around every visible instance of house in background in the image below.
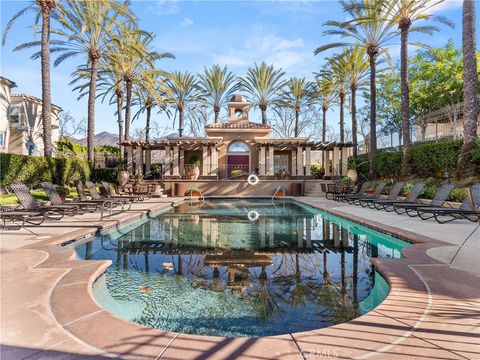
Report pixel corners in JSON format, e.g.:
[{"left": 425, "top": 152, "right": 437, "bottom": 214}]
[{"left": 0, "top": 76, "right": 62, "bottom": 156}]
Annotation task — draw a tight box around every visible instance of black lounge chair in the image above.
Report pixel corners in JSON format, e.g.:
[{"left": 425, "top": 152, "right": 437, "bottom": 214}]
[
  {"left": 334, "top": 181, "right": 371, "bottom": 202},
  {"left": 372, "top": 182, "right": 426, "bottom": 212},
  {"left": 349, "top": 182, "right": 388, "bottom": 205},
  {"left": 0, "top": 206, "right": 46, "bottom": 229},
  {"left": 100, "top": 181, "right": 142, "bottom": 202},
  {"left": 357, "top": 182, "right": 405, "bottom": 208},
  {"left": 75, "top": 180, "right": 128, "bottom": 219},
  {"left": 392, "top": 183, "right": 455, "bottom": 216},
  {"left": 10, "top": 182, "right": 77, "bottom": 219},
  {"left": 40, "top": 182, "right": 100, "bottom": 214},
  {"left": 417, "top": 183, "right": 480, "bottom": 223},
  {"left": 85, "top": 181, "right": 133, "bottom": 208}
]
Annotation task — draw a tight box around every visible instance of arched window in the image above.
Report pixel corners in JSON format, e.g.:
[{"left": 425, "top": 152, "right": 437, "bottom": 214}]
[{"left": 227, "top": 141, "right": 249, "bottom": 154}]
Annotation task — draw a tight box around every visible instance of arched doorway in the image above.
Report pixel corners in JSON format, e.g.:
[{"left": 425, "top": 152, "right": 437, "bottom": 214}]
[{"left": 227, "top": 141, "right": 250, "bottom": 176}]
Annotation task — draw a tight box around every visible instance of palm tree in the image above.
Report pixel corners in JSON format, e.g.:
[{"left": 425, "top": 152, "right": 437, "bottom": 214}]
[
  {"left": 238, "top": 62, "right": 286, "bottom": 125},
  {"left": 336, "top": 44, "right": 370, "bottom": 157},
  {"left": 389, "top": 0, "right": 455, "bottom": 176},
  {"left": 198, "top": 65, "right": 238, "bottom": 123},
  {"left": 315, "top": 0, "right": 397, "bottom": 177},
  {"left": 457, "top": 0, "right": 478, "bottom": 176},
  {"left": 164, "top": 71, "right": 204, "bottom": 137},
  {"left": 279, "top": 77, "right": 316, "bottom": 137},
  {"left": 3, "top": 0, "right": 59, "bottom": 157},
  {"left": 49, "top": 0, "right": 133, "bottom": 162},
  {"left": 315, "top": 75, "right": 336, "bottom": 144}
]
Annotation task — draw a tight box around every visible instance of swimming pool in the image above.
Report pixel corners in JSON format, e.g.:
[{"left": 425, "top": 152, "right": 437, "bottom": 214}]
[{"left": 73, "top": 199, "right": 408, "bottom": 337}]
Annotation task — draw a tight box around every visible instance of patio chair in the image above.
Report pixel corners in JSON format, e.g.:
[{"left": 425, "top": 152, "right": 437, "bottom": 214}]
[
  {"left": 392, "top": 183, "right": 455, "bottom": 216},
  {"left": 356, "top": 182, "right": 405, "bottom": 208},
  {"left": 334, "top": 181, "right": 371, "bottom": 202},
  {"left": 85, "top": 181, "right": 133, "bottom": 209},
  {"left": 349, "top": 182, "right": 387, "bottom": 205},
  {"left": 100, "top": 181, "right": 144, "bottom": 202},
  {"left": 10, "top": 182, "right": 77, "bottom": 220},
  {"left": 40, "top": 182, "right": 99, "bottom": 214},
  {"left": 74, "top": 180, "right": 129, "bottom": 220},
  {"left": 416, "top": 183, "right": 480, "bottom": 223},
  {"left": 0, "top": 205, "right": 46, "bottom": 229},
  {"left": 372, "top": 182, "right": 426, "bottom": 212}
]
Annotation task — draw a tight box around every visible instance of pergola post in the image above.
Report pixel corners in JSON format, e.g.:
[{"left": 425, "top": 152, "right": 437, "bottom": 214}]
[
  {"left": 332, "top": 147, "right": 340, "bottom": 177},
  {"left": 297, "top": 146, "right": 303, "bottom": 176},
  {"left": 172, "top": 146, "right": 179, "bottom": 176},
  {"left": 305, "top": 146, "right": 311, "bottom": 176},
  {"left": 341, "top": 147, "right": 348, "bottom": 176},
  {"left": 145, "top": 149, "right": 152, "bottom": 178},
  {"left": 135, "top": 146, "right": 143, "bottom": 176},
  {"left": 268, "top": 147, "right": 274, "bottom": 175},
  {"left": 163, "top": 147, "right": 171, "bottom": 177},
  {"left": 324, "top": 150, "right": 331, "bottom": 177},
  {"left": 210, "top": 147, "right": 218, "bottom": 177},
  {"left": 259, "top": 147, "right": 266, "bottom": 176},
  {"left": 126, "top": 146, "right": 133, "bottom": 175},
  {"left": 179, "top": 149, "right": 185, "bottom": 177},
  {"left": 202, "top": 146, "right": 209, "bottom": 176},
  {"left": 291, "top": 149, "right": 297, "bottom": 176}
]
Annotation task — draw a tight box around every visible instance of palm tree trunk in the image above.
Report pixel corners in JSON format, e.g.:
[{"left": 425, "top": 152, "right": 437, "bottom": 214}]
[
  {"left": 87, "top": 56, "right": 98, "bottom": 163},
  {"left": 294, "top": 107, "right": 300, "bottom": 137},
  {"left": 351, "top": 87, "right": 357, "bottom": 158},
  {"left": 179, "top": 108, "right": 184, "bottom": 137},
  {"left": 457, "top": 0, "right": 478, "bottom": 177},
  {"left": 260, "top": 104, "right": 267, "bottom": 125},
  {"left": 322, "top": 106, "right": 327, "bottom": 143},
  {"left": 368, "top": 54, "right": 377, "bottom": 179},
  {"left": 116, "top": 92, "right": 123, "bottom": 161},
  {"left": 40, "top": 6, "right": 53, "bottom": 157},
  {"left": 339, "top": 94, "right": 345, "bottom": 143},
  {"left": 214, "top": 107, "right": 220, "bottom": 123},
  {"left": 400, "top": 25, "right": 411, "bottom": 177},
  {"left": 124, "top": 79, "right": 132, "bottom": 142},
  {"left": 145, "top": 105, "right": 151, "bottom": 142}
]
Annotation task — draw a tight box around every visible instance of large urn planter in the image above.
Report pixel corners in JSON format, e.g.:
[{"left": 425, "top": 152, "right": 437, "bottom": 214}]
[
  {"left": 346, "top": 169, "right": 358, "bottom": 185},
  {"left": 117, "top": 170, "right": 130, "bottom": 188}
]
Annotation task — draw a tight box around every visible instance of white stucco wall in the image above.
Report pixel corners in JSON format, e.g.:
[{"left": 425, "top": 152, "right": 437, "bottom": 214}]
[{"left": 0, "top": 82, "right": 12, "bottom": 153}]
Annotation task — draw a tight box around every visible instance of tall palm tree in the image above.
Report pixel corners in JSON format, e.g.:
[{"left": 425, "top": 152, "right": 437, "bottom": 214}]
[
  {"left": 3, "top": 0, "right": 59, "bottom": 157},
  {"left": 198, "top": 64, "right": 238, "bottom": 123},
  {"left": 49, "top": 0, "right": 133, "bottom": 162},
  {"left": 279, "top": 77, "right": 316, "bottom": 137},
  {"left": 238, "top": 62, "right": 286, "bottom": 125},
  {"left": 164, "top": 71, "right": 204, "bottom": 137},
  {"left": 389, "top": 0, "right": 454, "bottom": 176},
  {"left": 457, "top": 0, "right": 478, "bottom": 176},
  {"left": 315, "top": 75, "right": 336, "bottom": 144},
  {"left": 336, "top": 44, "right": 370, "bottom": 157},
  {"left": 315, "top": 0, "right": 397, "bottom": 177}
]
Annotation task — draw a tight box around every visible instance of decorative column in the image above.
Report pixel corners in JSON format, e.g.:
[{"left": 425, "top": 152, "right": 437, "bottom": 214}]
[
  {"left": 179, "top": 149, "right": 185, "bottom": 177},
  {"left": 163, "top": 147, "right": 171, "bottom": 177},
  {"left": 202, "top": 146, "right": 209, "bottom": 176},
  {"left": 305, "top": 146, "right": 312, "bottom": 176},
  {"left": 333, "top": 147, "right": 340, "bottom": 177},
  {"left": 172, "top": 146, "right": 179, "bottom": 176},
  {"left": 258, "top": 147, "right": 266, "bottom": 176},
  {"left": 324, "top": 150, "right": 331, "bottom": 177},
  {"left": 135, "top": 146, "right": 143, "bottom": 176},
  {"left": 297, "top": 146, "right": 303, "bottom": 176},
  {"left": 291, "top": 149, "right": 297, "bottom": 176},
  {"left": 268, "top": 147, "right": 274, "bottom": 176},
  {"left": 126, "top": 146, "right": 133, "bottom": 175},
  {"left": 341, "top": 147, "right": 348, "bottom": 176},
  {"left": 145, "top": 149, "right": 152, "bottom": 178},
  {"left": 212, "top": 147, "right": 219, "bottom": 177}
]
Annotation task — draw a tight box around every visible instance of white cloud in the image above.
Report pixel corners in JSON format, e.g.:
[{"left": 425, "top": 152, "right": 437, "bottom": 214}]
[
  {"left": 146, "top": 0, "right": 178, "bottom": 15},
  {"left": 179, "top": 17, "right": 194, "bottom": 28},
  {"left": 430, "top": 0, "right": 462, "bottom": 13}
]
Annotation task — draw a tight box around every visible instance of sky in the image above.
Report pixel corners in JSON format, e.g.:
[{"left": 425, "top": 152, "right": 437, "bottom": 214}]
[{"left": 0, "top": 0, "right": 470, "bottom": 140}]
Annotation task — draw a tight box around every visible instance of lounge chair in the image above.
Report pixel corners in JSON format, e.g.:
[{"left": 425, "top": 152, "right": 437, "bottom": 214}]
[
  {"left": 0, "top": 206, "right": 46, "bottom": 229},
  {"left": 10, "top": 182, "right": 77, "bottom": 219},
  {"left": 349, "top": 182, "right": 387, "bottom": 205},
  {"left": 416, "top": 183, "right": 480, "bottom": 223},
  {"left": 85, "top": 181, "right": 133, "bottom": 208},
  {"left": 372, "top": 182, "right": 426, "bottom": 212},
  {"left": 334, "top": 181, "right": 371, "bottom": 202},
  {"left": 40, "top": 182, "right": 99, "bottom": 214},
  {"left": 356, "top": 182, "right": 405, "bottom": 208},
  {"left": 100, "top": 181, "right": 143, "bottom": 202},
  {"left": 392, "top": 183, "right": 455, "bottom": 216}
]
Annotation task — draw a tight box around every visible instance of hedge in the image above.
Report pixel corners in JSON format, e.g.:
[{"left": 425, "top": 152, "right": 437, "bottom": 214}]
[
  {"left": 0, "top": 153, "right": 91, "bottom": 187},
  {"left": 90, "top": 167, "right": 120, "bottom": 183}
]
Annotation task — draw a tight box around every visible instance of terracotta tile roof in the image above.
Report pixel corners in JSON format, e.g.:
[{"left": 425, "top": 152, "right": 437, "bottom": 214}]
[{"left": 205, "top": 121, "right": 271, "bottom": 130}]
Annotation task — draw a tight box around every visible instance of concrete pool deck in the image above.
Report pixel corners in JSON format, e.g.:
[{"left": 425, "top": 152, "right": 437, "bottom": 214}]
[{"left": 0, "top": 196, "right": 479, "bottom": 359}]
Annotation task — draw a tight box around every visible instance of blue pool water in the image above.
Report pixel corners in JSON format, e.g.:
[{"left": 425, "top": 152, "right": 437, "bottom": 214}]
[{"left": 73, "top": 199, "right": 407, "bottom": 337}]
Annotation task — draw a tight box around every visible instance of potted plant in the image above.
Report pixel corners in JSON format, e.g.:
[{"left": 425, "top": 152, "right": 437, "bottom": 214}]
[
  {"left": 341, "top": 176, "right": 351, "bottom": 187},
  {"left": 347, "top": 159, "right": 369, "bottom": 185},
  {"left": 187, "top": 155, "right": 201, "bottom": 180},
  {"left": 311, "top": 164, "right": 325, "bottom": 179}
]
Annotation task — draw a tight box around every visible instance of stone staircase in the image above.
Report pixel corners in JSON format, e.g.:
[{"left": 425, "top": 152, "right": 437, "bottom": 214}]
[{"left": 304, "top": 182, "right": 325, "bottom": 197}]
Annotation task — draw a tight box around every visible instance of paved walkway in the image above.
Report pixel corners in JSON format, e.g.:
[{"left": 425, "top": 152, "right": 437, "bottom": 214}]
[{"left": 0, "top": 196, "right": 478, "bottom": 360}]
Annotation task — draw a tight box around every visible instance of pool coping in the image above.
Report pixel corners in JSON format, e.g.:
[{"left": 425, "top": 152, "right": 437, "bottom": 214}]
[{"left": 16, "top": 197, "right": 477, "bottom": 359}]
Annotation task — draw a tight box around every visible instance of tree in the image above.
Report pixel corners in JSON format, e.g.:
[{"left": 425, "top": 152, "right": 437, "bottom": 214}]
[
  {"left": 377, "top": 69, "right": 403, "bottom": 146},
  {"left": 50, "top": 0, "right": 133, "bottom": 162},
  {"left": 457, "top": 0, "right": 479, "bottom": 176},
  {"left": 315, "top": 75, "right": 336, "bottom": 144},
  {"left": 58, "top": 111, "right": 86, "bottom": 139},
  {"left": 389, "top": 0, "right": 454, "bottom": 176},
  {"left": 271, "top": 106, "right": 321, "bottom": 138},
  {"left": 238, "top": 62, "right": 286, "bottom": 124},
  {"left": 164, "top": 71, "right": 204, "bottom": 137},
  {"left": 315, "top": 0, "right": 396, "bottom": 177},
  {"left": 198, "top": 64, "right": 237, "bottom": 123},
  {"left": 278, "top": 77, "right": 316, "bottom": 137},
  {"left": 3, "top": 0, "right": 60, "bottom": 157}
]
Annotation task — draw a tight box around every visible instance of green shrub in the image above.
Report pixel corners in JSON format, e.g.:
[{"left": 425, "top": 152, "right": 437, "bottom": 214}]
[
  {"left": 0, "top": 153, "right": 90, "bottom": 187},
  {"left": 409, "top": 139, "right": 463, "bottom": 176},
  {"left": 91, "top": 167, "right": 120, "bottom": 183},
  {"left": 373, "top": 151, "right": 402, "bottom": 178},
  {"left": 448, "top": 187, "right": 467, "bottom": 203}
]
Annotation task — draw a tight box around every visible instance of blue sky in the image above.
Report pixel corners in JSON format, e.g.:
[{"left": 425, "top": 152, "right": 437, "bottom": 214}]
[{"left": 0, "top": 0, "right": 468, "bottom": 139}]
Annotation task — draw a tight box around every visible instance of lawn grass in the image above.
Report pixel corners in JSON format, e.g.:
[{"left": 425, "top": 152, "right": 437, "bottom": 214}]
[{"left": 0, "top": 188, "right": 79, "bottom": 206}]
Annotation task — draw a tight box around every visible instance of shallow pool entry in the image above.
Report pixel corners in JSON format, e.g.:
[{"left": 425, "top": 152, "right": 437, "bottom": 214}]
[{"left": 74, "top": 199, "right": 407, "bottom": 337}]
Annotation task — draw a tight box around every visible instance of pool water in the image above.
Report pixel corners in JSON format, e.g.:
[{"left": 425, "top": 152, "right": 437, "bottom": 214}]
[{"left": 73, "top": 199, "right": 407, "bottom": 337}]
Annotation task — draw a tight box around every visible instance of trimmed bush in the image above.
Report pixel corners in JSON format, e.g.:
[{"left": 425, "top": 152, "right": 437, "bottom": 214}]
[
  {"left": 0, "top": 153, "right": 90, "bottom": 187},
  {"left": 409, "top": 139, "right": 464, "bottom": 176},
  {"left": 373, "top": 151, "right": 402, "bottom": 178},
  {"left": 91, "top": 167, "right": 120, "bottom": 183}
]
